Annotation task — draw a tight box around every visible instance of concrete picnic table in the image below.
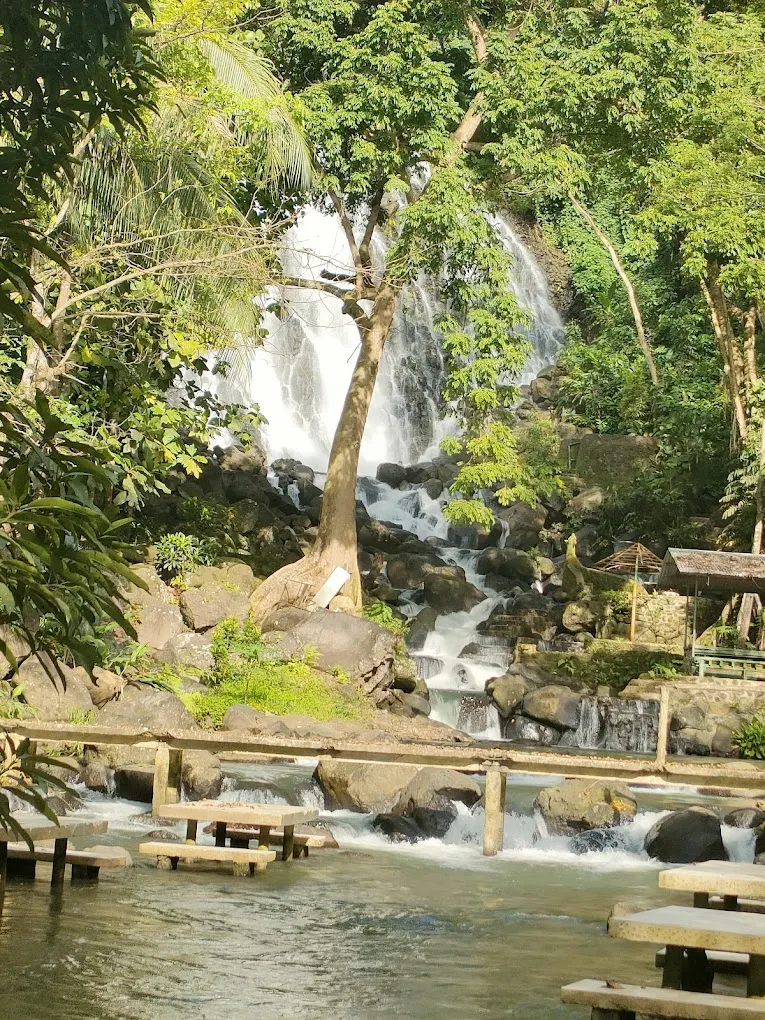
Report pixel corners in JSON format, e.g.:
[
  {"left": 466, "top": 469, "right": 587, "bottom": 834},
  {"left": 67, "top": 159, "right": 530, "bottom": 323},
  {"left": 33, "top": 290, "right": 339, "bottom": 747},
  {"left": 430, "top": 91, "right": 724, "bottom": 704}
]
[
  {"left": 157, "top": 801, "right": 320, "bottom": 861},
  {"left": 0, "top": 814, "right": 108, "bottom": 890},
  {"left": 660, "top": 861, "right": 765, "bottom": 911},
  {"left": 609, "top": 904, "right": 765, "bottom": 997}
]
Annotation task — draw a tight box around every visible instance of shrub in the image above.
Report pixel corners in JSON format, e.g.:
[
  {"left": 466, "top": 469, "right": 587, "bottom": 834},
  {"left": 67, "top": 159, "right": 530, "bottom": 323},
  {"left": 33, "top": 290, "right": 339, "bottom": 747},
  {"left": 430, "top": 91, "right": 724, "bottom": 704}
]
[
  {"left": 733, "top": 712, "right": 765, "bottom": 760},
  {"left": 154, "top": 532, "right": 210, "bottom": 582},
  {"left": 362, "top": 600, "right": 409, "bottom": 637}
]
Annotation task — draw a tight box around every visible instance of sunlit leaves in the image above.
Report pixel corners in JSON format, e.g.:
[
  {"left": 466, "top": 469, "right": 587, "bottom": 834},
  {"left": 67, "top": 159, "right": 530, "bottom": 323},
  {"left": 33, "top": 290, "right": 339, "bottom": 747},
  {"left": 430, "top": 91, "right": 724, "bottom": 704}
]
[{"left": 0, "top": 395, "right": 146, "bottom": 669}]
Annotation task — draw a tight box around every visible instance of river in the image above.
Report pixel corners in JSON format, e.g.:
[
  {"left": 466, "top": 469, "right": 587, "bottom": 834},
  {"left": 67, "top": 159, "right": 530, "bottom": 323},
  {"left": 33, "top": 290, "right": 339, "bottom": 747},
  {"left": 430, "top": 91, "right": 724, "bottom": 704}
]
[{"left": 0, "top": 765, "right": 754, "bottom": 1019}]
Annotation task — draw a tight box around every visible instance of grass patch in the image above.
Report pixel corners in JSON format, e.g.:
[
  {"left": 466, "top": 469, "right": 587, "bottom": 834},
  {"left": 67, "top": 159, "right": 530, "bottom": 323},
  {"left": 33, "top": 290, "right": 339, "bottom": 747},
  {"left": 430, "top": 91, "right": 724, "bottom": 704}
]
[
  {"left": 535, "top": 639, "right": 681, "bottom": 693},
  {"left": 181, "top": 661, "right": 371, "bottom": 727},
  {"left": 180, "top": 616, "right": 371, "bottom": 727}
]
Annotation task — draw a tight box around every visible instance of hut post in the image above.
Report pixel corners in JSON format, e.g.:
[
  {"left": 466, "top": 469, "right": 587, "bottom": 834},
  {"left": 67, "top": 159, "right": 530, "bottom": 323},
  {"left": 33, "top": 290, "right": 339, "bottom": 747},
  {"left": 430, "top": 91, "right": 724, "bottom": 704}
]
[
  {"left": 691, "top": 579, "right": 699, "bottom": 660},
  {"left": 629, "top": 552, "right": 639, "bottom": 642}
]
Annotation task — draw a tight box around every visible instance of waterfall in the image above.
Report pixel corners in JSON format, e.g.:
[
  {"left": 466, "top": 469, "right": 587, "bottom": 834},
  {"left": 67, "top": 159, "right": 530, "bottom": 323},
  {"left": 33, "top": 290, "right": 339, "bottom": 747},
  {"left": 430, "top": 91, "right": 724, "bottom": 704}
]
[
  {"left": 208, "top": 204, "right": 564, "bottom": 476},
  {"left": 559, "top": 696, "right": 660, "bottom": 754},
  {"left": 211, "top": 203, "right": 566, "bottom": 739}
]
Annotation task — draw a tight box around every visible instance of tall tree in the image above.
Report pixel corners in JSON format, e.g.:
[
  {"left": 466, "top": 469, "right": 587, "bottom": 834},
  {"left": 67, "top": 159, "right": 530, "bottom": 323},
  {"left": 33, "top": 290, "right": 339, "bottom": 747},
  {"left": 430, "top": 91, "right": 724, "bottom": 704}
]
[
  {"left": 637, "top": 9, "right": 765, "bottom": 634},
  {"left": 251, "top": 1, "right": 531, "bottom": 618}
]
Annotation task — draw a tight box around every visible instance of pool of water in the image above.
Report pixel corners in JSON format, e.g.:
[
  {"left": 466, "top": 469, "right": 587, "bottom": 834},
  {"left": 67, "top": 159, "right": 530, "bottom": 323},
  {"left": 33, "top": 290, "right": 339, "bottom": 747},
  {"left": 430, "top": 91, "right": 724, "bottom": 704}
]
[{"left": 0, "top": 767, "right": 753, "bottom": 1019}]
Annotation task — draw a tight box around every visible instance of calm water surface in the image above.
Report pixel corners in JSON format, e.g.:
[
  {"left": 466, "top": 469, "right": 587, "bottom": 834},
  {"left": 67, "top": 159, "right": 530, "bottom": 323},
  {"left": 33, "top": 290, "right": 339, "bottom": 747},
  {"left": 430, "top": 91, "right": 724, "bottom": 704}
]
[{"left": 0, "top": 771, "right": 747, "bottom": 1020}]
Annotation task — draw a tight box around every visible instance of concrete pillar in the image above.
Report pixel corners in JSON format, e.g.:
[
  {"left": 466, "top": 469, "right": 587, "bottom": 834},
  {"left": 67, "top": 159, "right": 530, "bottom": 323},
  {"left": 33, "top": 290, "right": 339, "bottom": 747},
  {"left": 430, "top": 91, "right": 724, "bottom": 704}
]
[
  {"left": 483, "top": 765, "right": 507, "bottom": 857},
  {"left": 656, "top": 686, "right": 670, "bottom": 769},
  {"left": 152, "top": 745, "right": 183, "bottom": 816}
]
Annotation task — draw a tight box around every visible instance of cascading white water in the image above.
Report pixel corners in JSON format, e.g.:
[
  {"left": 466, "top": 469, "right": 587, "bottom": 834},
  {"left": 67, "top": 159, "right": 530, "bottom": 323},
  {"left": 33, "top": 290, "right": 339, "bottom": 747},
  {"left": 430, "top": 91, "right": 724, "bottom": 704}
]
[
  {"left": 209, "top": 204, "right": 564, "bottom": 475},
  {"left": 214, "top": 204, "right": 566, "bottom": 737}
]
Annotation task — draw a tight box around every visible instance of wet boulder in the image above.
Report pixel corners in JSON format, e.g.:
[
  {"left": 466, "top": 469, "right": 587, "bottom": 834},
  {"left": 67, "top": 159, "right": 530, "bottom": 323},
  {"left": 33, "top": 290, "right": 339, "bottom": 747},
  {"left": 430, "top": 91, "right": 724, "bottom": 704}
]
[
  {"left": 523, "top": 685, "right": 582, "bottom": 731},
  {"left": 502, "top": 716, "right": 561, "bottom": 745},
  {"left": 406, "top": 608, "right": 439, "bottom": 651},
  {"left": 77, "top": 761, "right": 113, "bottom": 795},
  {"left": 376, "top": 462, "right": 407, "bottom": 488},
  {"left": 476, "top": 548, "right": 541, "bottom": 584},
  {"left": 423, "top": 574, "right": 485, "bottom": 614},
  {"left": 535, "top": 779, "right": 638, "bottom": 836},
  {"left": 386, "top": 553, "right": 443, "bottom": 589},
  {"left": 314, "top": 760, "right": 418, "bottom": 812},
  {"left": 569, "top": 828, "right": 625, "bottom": 855},
  {"left": 724, "top": 807, "right": 765, "bottom": 829},
  {"left": 114, "top": 765, "right": 154, "bottom": 803},
  {"left": 182, "top": 750, "right": 223, "bottom": 801},
  {"left": 372, "top": 813, "right": 426, "bottom": 843},
  {"left": 485, "top": 674, "right": 528, "bottom": 717},
  {"left": 644, "top": 806, "right": 728, "bottom": 863},
  {"left": 496, "top": 502, "right": 547, "bottom": 551},
  {"left": 392, "top": 768, "right": 481, "bottom": 815}
]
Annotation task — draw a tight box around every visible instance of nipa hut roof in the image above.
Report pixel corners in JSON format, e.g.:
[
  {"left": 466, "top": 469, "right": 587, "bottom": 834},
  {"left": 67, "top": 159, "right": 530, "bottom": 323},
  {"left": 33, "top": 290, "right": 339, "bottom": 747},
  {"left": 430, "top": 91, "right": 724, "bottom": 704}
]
[
  {"left": 657, "top": 547, "right": 765, "bottom": 595},
  {"left": 595, "top": 542, "right": 664, "bottom": 575}
]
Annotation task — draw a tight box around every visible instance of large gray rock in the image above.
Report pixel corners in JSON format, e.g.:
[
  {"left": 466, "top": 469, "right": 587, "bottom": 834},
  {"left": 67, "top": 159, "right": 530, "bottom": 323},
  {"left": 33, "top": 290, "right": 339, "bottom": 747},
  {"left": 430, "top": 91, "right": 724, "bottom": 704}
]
[
  {"left": 387, "top": 553, "right": 441, "bottom": 589},
  {"left": 314, "top": 760, "right": 418, "bottom": 812},
  {"left": 262, "top": 607, "right": 397, "bottom": 690},
  {"left": 644, "top": 806, "right": 728, "bottom": 863},
  {"left": 154, "top": 632, "right": 214, "bottom": 672},
  {"left": 566, "top": 486, "right": 604, "bottom": 516},
  {"left": 392, "top": 768, "right": 481, "bottom": 814},
  {"left": 372, "top": 813, "right": 426, "bottom": 843},
  {"left": 182, "top": 750, "right": 223, "bottom": 800},
  {"left": 115, "top": 765, "right": 154, "bottom": 803},
  {"left": 179, "top": 584, "right": 250, "bottom": 632},
  {"left": 218, "top": 444, "right": 267, "bottom": 475},
  {"left": 135, "top": 601, "right": 185, "bottom": 650},
  {"left": 370, "top": 767, "right": 482, "bottom": 839},
  {"left": 724, "top": 807, "right": 765, "bottom": 829},
  {"left": 523, "top": 685, "right": 582, "bottom": 730},
  {"left": 185, "top": 561, "right": 258, "bottom": 597},
  {"left": 476, "top": 548, "right": 541, "bottom": 583},
  {"left": 76, "top": 761, "right": 113, "bottom": 795},
  {"left": 496, "top": 502, "right": 547, "bottom": 550},
  {"left": 221, "top": 703, "right": 266, "bottom": 731},
  {"left": 97, "top": 684, "right": 199, "bottom": 732},
  {"left": 376, "top": 463, "right": 407, "bottom": 488},
  {"left": 17, "top": 654, "right": 94, "bottom": 721},
  {"left": 485, "top": 674, "right": 528, "bottom": 717},
  {"left": 406, "top": 608, "right": 439, "bottom": 651},
  {"left": 423, "top": 574, "right": 485, "bottom": 614},
  {"left": 562, "top": 601, "right": 597, "bottom": 633},
  {"left": 535, "top": 779, "right": 638, "bottom": 836}
]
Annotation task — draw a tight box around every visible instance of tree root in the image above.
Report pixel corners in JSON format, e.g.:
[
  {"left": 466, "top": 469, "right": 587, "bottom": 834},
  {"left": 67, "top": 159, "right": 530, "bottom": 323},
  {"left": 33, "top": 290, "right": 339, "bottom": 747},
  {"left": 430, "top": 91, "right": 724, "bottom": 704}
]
[{"left": 250, "top": 550, "right": 362, "bottom": 624}]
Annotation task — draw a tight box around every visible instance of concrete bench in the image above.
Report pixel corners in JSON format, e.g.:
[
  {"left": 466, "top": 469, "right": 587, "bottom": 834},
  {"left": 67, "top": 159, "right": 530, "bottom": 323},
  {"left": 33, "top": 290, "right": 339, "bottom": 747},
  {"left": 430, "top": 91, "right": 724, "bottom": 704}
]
[
  {"left": 202, "top": 823, "right": 338, "bottom": 858},
  {"left": 6, "top": 843, "right": 132, "bottom": 882},
  {"left": 138, "top": 841, "right": 276, "bottom": 876},
  {"left": 656, "top": 947, "right": 750, "bottom": 976},
  {"left": 561, "top": 978, "right": 765, "bottom": 1018}
]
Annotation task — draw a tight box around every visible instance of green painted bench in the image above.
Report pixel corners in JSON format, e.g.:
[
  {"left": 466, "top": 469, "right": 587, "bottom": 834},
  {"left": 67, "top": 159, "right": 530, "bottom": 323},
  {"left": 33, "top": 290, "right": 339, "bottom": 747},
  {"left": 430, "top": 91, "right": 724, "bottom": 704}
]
[{"left": 695, "top": 647, "right": 765, "bottom": 681}]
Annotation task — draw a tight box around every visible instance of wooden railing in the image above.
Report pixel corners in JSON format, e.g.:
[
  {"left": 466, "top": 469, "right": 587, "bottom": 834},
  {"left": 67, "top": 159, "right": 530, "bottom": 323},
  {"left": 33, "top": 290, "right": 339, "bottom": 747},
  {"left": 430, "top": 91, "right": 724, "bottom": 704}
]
[{"left": 2, "top": 702, "right": 764, "bottom": 856}]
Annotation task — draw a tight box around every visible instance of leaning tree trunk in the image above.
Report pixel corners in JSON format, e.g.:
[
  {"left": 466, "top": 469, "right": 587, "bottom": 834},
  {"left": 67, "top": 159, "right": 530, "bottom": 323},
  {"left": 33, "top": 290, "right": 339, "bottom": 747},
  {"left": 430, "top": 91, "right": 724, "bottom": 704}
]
[
  {"left": 738, "top": 416, "right": 765, "bottom": 642},
  {"left": 251, "top": 283, "right": 400, "bottom": 622}
]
